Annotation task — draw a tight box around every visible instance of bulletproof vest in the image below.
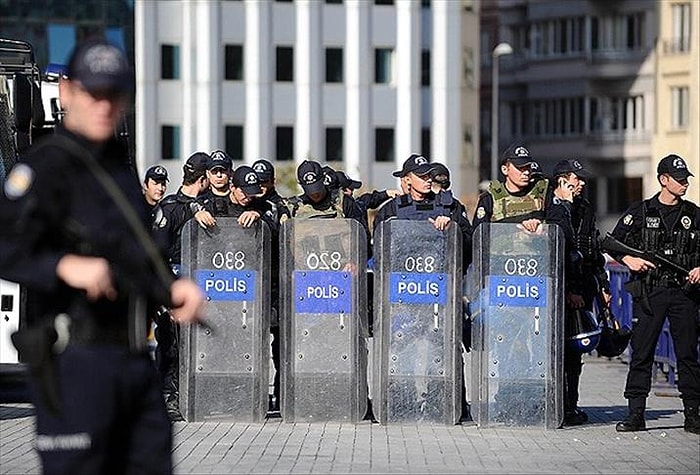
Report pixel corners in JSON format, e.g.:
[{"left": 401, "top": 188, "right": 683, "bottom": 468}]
[
  {"left": 641, "top": 199, "right": 700, "bottom": 283},
  {"left": 288, "top": 190, "right": 345, "bottom": 219},
  {"left": 488, "top": 179, "right": 548, "bottom": 223},
  {"left": 394, "top": 191, "right": 453, "bottom": 221}
]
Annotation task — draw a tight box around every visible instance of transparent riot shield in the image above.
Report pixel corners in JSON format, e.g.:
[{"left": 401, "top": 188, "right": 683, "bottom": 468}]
[
  {"left": 179, "top": 218, "right": 270, "bottom": 422},
  {"left": 280, "top": 218, "right": 368, "bottom": 422},
  {"left": 373, "top": 220, "right": 462, "bottom": 425},
  {"left": 470, "top": 223, "right": 564, "bottom": 429}
]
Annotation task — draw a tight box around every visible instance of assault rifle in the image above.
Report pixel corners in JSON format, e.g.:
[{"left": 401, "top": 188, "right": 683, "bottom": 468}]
[{"left": 601, "top": 233, "right": 698, "bottom": 298}]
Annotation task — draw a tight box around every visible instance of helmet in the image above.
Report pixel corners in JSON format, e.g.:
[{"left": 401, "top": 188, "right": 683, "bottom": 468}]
[
  {"left": 565, "top": 309, "right": 601, "bottom": 354},
  {"left": 596, "top": 308, "right": 632, "bottom": 358}
]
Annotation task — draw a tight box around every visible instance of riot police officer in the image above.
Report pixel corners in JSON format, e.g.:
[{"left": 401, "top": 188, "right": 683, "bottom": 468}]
[
  {"left": 151, "top": 151, "right": 213, "bottom": 421},
  {"left": 609, "top": 154, "right": 700, "bottom": 434},
  {"left": 0, "top": 39, "right": 205, "bottom": 473},
  {"left": 199, "top": 149, "right": 234, "bottom": 216},
  {"left": 143, "top": 165, "right": 169, "bottom": 213}
]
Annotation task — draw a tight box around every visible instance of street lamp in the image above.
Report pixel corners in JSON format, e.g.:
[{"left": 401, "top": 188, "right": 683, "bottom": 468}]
[{"left": 490, "top": 42, "right": 513, "bottom": 182}]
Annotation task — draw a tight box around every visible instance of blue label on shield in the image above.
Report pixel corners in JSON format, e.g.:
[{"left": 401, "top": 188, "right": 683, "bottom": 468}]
[
  {"left": 295, "top": 270, "right": 352, "bottom": 314},
  {"left": 389, "top": 272, "right": 447, "bottom": 304},
  {"left": 489, "top": 275, "right": 546, "bottom": 307},
  {"left": 196, "top": 269, "right": 256, "bottom": 301}
]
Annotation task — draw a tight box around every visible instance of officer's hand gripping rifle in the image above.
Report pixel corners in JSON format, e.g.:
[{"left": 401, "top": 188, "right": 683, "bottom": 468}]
[{"left": 601, "top": 233, "right": 698, "bottom": 297}]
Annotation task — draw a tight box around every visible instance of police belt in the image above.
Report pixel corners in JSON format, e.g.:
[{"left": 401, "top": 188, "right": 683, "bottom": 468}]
[{"left": 649, "top": 274, "right": 682, "bottom": 288}]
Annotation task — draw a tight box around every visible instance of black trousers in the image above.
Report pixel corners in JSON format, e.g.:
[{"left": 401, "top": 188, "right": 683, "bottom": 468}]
[
  {"left": 30, "top": 345, "right": 172, "bottom": 475},
  {"left": 624, "top": 286, "right": 700, "bottom": 407}
]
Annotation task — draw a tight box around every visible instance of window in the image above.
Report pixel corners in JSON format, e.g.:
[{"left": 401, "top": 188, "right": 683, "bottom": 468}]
[
  {"left": 671, "top": 86, "right": 689, "bottom": 129},
  {"left": 325, "top": 48, "right": 343, "bottom": 83},
  {"left": 375, "top": 128, "right": 394, "bottom": 162},
  {"left": 276, "top": 126, "right": 294, "bottom": 161},
  {"left": 375, "top": 48, "right": 393, "bottom": 84},
  {"left": 325, "top": 0, "right": 343, "bottom": 3},
  {"left": 161, "top": 125, "right": 180, "bottom": 160},
  {"left": 421, "top": 50, "right": 430, "bottom": 87},
  {"left": 325, "top": 127, "right": 343, "bottom": 162},
  {"left": 671, "top": 3, "right": 692, "bottom": 53},
  {"left": 276, "top": 46, "right": 294, "bottom": 82},
  {"left": 421, "top": 127, "right": 430, "bottom": 158},
  {"left": 375, "top": 0, "right": 394, "bottom": 5},
  {"left": 161, "top": 44, "right": 180, "bottom": 80},
  {"left": 591, "top": 13, "right": 645, "bottom": 52},
  {"left": 588, "top": 96, "right": 645, "bottom": 133},
  {"left": 224, "top": 44, "right": 243, "bottom": 80},
  {"left": 225, "top": 125, "right": 243, "bottom": 161}
]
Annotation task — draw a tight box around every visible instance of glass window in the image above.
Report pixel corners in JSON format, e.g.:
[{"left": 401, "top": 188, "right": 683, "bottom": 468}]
[
  {"left": 225, "top": 44, "right": 243, "bottom": 80},
  {"left": 161, "top": 125, "right": 180, "bottom": 160},
  {"left": 161, "top": 44, "right": 180, "bottom": 80},
  {"left": 276, "top": 46, "right": 294, "bottom": 82},
  {"left": 276, "top": 126, "right": 294, "bottom": 161},
  {"left": 325, "top": 0, "right": 343, "bottom": 3},
  {"left": 375, "top": 128, "right": 394, "bottom": 162},
  {"left": 421, "top": 50, "right": 430, "bottom": 87},
  {"left": 421, "top": 127, "right": 431, "bottom": 158},
  {"left": 325, "top": 127, "right": 343, "bottom": 162},
  {"left": 672, "top": 3, "right": 692, "bottom": 52},
  {"left": 325, "top": 48, "right": 343, "bottom": 83},
  {"left": 225, "top": 125, "right": 244, "bottom": 161},
  {"left": 671, "top": 86, "right": 690, "bottom": 129},
  {"left": 375, "top": 0, "right": 394, "bottom": 5},
  {"left": 375, "top": 48, "right": 393, "bottom": 84}
]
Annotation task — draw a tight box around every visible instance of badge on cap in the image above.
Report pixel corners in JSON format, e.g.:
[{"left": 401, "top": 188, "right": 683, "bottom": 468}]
[
  {"left": 414, "top": 155, "right": 428, "bottom": 166},
  {"left": 572, "top": 160, "right": 583, "bottom": 170},
  {"left": 514, "top": 146, "right": 530, "bottom": 157},
  {"left": 302, "top": 172, "right": 318, "bottom": 184},
  {"left": 253, "top": 163, "right": 266, "bottom": 173},
  {"left": 245, "top": 172, "right": 258, "bottom": 185},
  {"left": 673, "top": 157, "right": 687, "bottom": 170},
  {"left": 4, "top": 163, "right": 34, "bottom": 199},
  {"left": 211, "top": 150, "right": 226, "bottom": 160}
]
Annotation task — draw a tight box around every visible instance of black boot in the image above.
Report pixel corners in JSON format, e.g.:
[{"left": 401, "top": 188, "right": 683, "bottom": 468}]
[
  {"left": 683, "top": 406, "right": 700, "bottom": 435},
  {"left": 165, "top": 393, "right": 184, "bottom": 422},
  {"left": 616, "top": 409, "right": 645, "bottom": 432}
]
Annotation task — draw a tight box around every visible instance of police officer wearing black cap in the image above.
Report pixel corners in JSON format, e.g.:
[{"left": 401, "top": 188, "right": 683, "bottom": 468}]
[
  {"left": 609, "top": 154, "right": 700, "bottom": 434},
  {"left": 199, "top": 149, "right": 234, "bottom": 216},
  {"left": 0, "top": 38, "right": 205, "bottom": 473},
  {"left": 151, "top": 151, "right": 213, "bottom": 421},
  {"left": 552, "top": 159, "right": 610, "bottom": 426},
  {"left": 143, "top": 165, "right": 169, "bottom": 217}
]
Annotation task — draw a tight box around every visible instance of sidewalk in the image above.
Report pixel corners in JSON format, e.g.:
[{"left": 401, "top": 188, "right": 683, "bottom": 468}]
[{"left": 1, "top": 355, "right": 698, "bottom": 474}]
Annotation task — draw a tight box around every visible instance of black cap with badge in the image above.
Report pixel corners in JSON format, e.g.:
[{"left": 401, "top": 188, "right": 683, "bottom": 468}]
[
  {"left": 252, "top": 158, "right": 275, "bottom": 181},
  {"left": 501, "top": 143, "right": 534, "bottom": 167},
  {"left": 66, "top": 38, "right": 133, "bottom": 95},
  {"left": 183, "top": 152, "right": 211, "bottom": 175},
  {"left": 322, "top": 165, "right": 340, "bottom": 189},
  {"left": 392, "top": 154, "right": 434, "bottom": 178},
  {"left": 297, "top": 160, "right": 326, "bottom": 195},
  {"left": 232, "top": 166, "right": 263, "bottom": 197},
  {"left": 336, "top": 171, "right": 362, "bottom": 190},
  {"left": 553, "top": 159, "right": 591, "bottom": 179},
  {"left": 657, "top": 154, "right": 694, "bottom": 181},
  {"left": 144, "top": 165, "right": 169, "bottom": 183},
  {"left": 208, "top": 150, "right": 233, "bottom": 171}
]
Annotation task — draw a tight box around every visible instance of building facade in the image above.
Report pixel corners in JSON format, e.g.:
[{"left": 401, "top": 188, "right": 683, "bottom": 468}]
[{"left": 135, "top": 0, "right": 481, "bottom": 199}]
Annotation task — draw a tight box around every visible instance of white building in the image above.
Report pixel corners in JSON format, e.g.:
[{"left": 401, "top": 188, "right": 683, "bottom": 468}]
[{"left": 135, "top": 0, "right": 480, "bottom": 199}]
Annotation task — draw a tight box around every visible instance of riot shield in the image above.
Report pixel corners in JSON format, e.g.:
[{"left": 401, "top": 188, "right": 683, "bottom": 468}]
[
  {"left": 373, "top": 220, "right": 462, "bottom": 425},
  {"left": 179, "top": 218, "right": 271, "bottom": 422},
  {"left": 470, "top": 223, "right": 564, "bottom": 429},
  {"left": 280, "top": 218, "right": 368, "bottom": 422}
]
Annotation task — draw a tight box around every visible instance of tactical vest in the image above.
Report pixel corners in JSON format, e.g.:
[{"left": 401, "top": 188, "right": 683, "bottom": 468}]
[
  {"left": 488, "top": 179, "right": 548, "bottom": 223},
  {"left": 641, "top": 199, "right": 700, "bottom": 285},
  {"left": 287, "top": 190, "right": 345, "bottom": 219},
  {"left": 394, "top": 191, "right": 454, "bottom": 221}
]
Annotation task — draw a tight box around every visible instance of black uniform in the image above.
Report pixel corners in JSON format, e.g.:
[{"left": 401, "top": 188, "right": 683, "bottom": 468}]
[
  {"left": 151, "top": 188, "right": 204, "bottom": 418},
  {"left": 0, "top": 127, "right": 173, "bottom": 473},
  {"left": 609, "top": 193, "right": 700, "bottom": 416},
  {"left": 198, "top": 188, "right": 231, "bottom": 217}
]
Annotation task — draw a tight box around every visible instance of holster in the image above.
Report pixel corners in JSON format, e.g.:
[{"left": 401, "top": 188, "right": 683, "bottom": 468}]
[
  {"left": 624, "top": 279, "right": 652, "bottom": 315},
  {"left": 10, "top": 320, "right": 63, "bottom": 416}
]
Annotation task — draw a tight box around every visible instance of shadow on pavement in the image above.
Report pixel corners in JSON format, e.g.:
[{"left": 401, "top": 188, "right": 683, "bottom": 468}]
[{"left": 0, "top": 404, "right": 35, "bottom": 420}]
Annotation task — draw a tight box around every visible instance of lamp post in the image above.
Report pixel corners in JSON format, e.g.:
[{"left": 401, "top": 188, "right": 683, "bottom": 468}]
[{"left": 490, "top": 42, "right": 513, "bottom": 182}]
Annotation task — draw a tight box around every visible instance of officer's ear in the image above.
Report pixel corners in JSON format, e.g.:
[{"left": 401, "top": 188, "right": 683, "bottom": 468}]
[{"left": 500, "top": 162, "right": 508, "bottom": 176}]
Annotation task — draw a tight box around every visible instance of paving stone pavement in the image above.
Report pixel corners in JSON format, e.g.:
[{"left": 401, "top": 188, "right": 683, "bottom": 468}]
[{"left": 1, "top": 355, "right": 698, "bottom": 474}]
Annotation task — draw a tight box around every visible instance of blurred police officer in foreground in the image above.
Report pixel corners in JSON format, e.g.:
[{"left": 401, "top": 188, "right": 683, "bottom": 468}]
[
  {"left": 252, "top": 158, "right": 286, "bottom": 413},
  {"left": 608, "top": 154, "right": 700, "bottom": 434},
  {"left": 552, "top": 159, "right": 610, "bottom": 426},
  {"left": 143, "top": 165, "right": 168, "bottom": 216},
  {"left": 151, "top": 152, "right": 213, "bottom": 421},
  {"left": 0, "top": 38, "right": 205, "bottom": 474}
]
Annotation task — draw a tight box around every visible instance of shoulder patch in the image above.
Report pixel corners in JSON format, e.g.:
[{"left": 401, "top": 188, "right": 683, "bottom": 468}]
[
  {"left": 623, "top": 214, "right": 633, "bottom": 226},
  {"left": 476, "top": 207, "right": 486, "bottom": 220},
  {"left": 4, "top": 163, "right": 34, "bottom": 199}
]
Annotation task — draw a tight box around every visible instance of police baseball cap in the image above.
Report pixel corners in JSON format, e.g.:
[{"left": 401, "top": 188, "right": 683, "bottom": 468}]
[
  {"left": 529, "top": 161, "right": 545, "bottom": 178},
  {"left": 145, "top": 165, "right": 169, "bottom": 183},
  {"left": 322, "top": 166, "right": 340, "bottom": 189},
  {"left": 392, "top": 154, "right": 434, "bottom": 178},
  {"left": 337, "top": 171, "right": 362, "bottom": 190},
  {"left": 232, "top": 166, "right": 263, "bottom": 197},
  {"left": 553, "top": 159, "right": 591, "bottom": 179},
  {"left": 430, "top": 163, "right": 451, "bottom": 185},
  {"left": 184, "top": 152, "right": 211, "bottom": 175},
  {"left": 66, "top": 39, "right": 133, "bottom": 95},
  {"left": 252, "top": 158, "right": 275, "bottom": 181},
  {"left": 657, "top": 154, "right": 694, "bottom": 181},
  {"left": 208, "top": 150, "right": 233, "bottom": 171},
  {"left": 297, "top": 160, "right": 326, "bottom": 195},
  {"left": 501, "top": 144, "right": 534, "bottom": 167}
]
